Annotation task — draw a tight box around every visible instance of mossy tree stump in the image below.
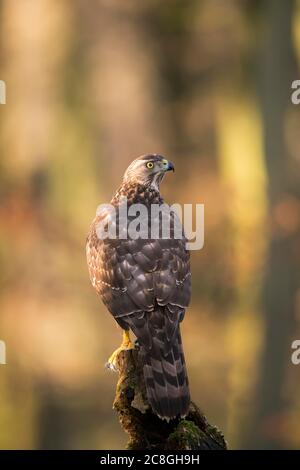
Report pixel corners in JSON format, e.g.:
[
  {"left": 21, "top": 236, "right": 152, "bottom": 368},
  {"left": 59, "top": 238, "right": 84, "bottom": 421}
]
[{"left": 112, "top": 348, "right": 227, "bottom": 450}]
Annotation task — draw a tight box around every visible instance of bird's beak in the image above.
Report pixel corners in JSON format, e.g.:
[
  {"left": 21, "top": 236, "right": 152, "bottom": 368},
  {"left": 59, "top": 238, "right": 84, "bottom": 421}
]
[
  {"left": 162, "top": 159, "right": 175, "bottom": 172},
  {"left": 167, "top": 160, "right": 175, "bottom": 172}
]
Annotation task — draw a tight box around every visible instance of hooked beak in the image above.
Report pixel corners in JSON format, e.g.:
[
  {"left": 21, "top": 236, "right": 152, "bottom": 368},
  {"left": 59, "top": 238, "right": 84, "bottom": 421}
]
[
  {"left": 162, "top": 159, "right": 175, "bottom": 172},
  {"left": 167, "top": 160, "right": 175, "bottom": 172}
]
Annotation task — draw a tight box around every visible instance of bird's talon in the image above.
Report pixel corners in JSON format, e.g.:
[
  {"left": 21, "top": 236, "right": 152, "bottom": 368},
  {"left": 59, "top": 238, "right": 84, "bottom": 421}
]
[
  {"left": 105, "top": 351, "right": 121, "bottom": 372},
  {"left": 105, "top": 331, "right": 134, "bottom": 373},
  {"left": 105, "top": 361, "right": 118, "bottom": 372}
]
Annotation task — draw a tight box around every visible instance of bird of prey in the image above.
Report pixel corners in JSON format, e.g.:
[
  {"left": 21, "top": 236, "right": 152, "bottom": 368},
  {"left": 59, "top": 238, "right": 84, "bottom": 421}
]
[{"left": 86, "top": 154, "right": 191, "bottom": 420}]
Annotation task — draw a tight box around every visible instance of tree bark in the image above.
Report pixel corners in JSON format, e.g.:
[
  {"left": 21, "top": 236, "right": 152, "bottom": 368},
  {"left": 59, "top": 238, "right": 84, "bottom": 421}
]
[{"left": 112, "top": 348, "right": 227, "bottom": 450}]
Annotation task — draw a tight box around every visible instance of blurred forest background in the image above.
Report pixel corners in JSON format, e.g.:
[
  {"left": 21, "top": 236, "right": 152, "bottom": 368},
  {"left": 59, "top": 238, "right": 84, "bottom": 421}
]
[{"left": 0, "top": 0, "right": 300, "bottom": 450}]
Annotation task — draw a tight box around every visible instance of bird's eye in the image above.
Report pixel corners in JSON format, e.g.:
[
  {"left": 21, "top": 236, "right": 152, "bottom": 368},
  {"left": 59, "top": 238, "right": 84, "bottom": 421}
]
[{"left": 146, "top": 162, "right": 154, "bottom": 169}]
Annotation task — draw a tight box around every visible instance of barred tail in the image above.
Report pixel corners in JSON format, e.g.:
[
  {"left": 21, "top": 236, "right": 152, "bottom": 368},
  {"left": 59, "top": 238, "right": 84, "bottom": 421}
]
[{"left": 140, "top": 329, "right": 190, "bottom": 421}]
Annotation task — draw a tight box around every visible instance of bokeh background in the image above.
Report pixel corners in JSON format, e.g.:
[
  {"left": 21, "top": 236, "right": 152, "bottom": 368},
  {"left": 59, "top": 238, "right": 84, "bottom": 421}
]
[{"left": 0, "top": 0, "right": 300, "bottom": 450}]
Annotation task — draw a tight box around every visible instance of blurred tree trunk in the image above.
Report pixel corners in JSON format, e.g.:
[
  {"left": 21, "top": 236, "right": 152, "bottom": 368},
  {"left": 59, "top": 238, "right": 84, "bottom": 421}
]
[{"left": 247, "top": 0, "right": 299, "bottom": 449}]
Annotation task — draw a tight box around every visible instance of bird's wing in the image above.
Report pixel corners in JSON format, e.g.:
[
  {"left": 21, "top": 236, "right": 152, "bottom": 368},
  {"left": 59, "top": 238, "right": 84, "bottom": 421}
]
[{"left": 86, "top": 206, "right": 191, "bottom": 346}]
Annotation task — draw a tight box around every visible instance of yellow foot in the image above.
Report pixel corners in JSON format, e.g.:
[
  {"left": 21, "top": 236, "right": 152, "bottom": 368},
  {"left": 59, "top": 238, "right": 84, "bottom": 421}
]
[{"left": 105, "top": 330, "right": 134, "bottom": 372}]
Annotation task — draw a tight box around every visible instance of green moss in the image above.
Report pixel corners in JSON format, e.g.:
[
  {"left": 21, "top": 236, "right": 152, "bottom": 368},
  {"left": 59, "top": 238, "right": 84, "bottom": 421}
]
[
  {"left": 205, "top": 423, "right": 227, "bottom": 449},
  {"left": 166, "top": 419, "right": 205, "bottom": 450}
]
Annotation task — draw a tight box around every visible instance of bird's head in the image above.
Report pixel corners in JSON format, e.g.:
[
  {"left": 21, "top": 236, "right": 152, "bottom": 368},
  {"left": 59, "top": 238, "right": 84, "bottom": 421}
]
[{"left": 123, "top": 154, "right": 175, "bottom": 190}]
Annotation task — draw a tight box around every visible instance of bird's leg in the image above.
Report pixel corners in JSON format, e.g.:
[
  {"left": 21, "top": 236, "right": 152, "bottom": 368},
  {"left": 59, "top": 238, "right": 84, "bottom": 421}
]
[{"left": 106, "top": 330, "right": 134, "bottom": 372}]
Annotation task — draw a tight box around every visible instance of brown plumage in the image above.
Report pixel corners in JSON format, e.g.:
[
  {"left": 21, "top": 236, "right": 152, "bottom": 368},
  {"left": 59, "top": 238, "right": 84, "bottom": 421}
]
[{"left": 86, "top": 154, "right": 191, "bottom": 420}]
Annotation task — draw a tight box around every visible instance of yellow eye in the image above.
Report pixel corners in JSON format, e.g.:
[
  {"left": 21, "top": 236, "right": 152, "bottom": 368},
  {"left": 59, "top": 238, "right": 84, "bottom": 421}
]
[{"left": 146, "top": 161, "right": 154, "bottom": 169}]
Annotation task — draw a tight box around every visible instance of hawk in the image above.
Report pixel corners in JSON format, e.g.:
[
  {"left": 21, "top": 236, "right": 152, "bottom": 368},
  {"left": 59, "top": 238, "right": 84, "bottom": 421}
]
[{"left": 86, "top": 154, "right": 191, "bottom": 420}]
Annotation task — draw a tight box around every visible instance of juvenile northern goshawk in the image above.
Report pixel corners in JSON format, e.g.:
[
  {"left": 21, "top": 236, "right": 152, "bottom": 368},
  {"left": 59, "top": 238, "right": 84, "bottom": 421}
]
[{"left": 86, "top": 154, "right": 191, "bottom": 420}]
